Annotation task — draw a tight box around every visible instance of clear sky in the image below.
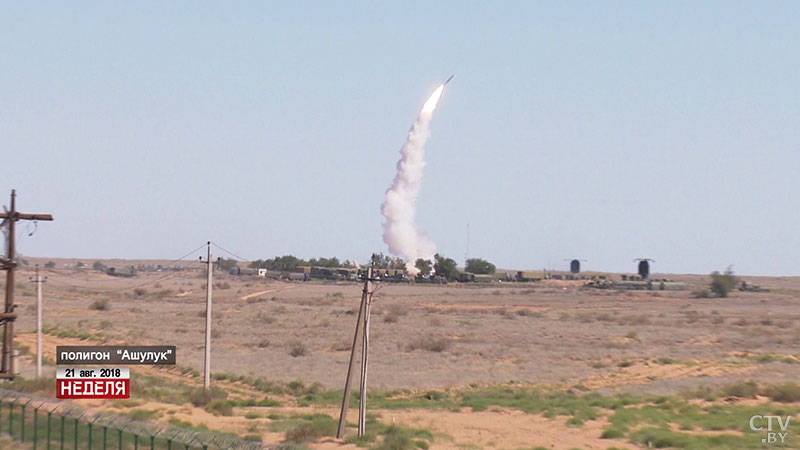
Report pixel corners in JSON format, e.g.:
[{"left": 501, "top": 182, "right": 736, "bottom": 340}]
[{"left": 2, "top": 2, "right": 798, "bottom": 275}]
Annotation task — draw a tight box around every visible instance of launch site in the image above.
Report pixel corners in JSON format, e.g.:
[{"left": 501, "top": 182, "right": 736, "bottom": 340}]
[{"left": 1, "top": 2, "right": 799, "bottom": 450}]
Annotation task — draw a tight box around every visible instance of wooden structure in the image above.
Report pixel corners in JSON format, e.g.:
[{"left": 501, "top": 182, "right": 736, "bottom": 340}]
[
  {"left": 337, "top": 266, "right": 376, "bottom": 438},
  {"left": 0, "top": 190, "right": 53, "bottom": 379}
]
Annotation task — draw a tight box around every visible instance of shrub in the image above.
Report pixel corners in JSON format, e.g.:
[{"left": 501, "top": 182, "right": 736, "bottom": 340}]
[
  {"left": 289, "top": 342, "right": 307, "bottom": 357},
  {"left": 372, "top": 424, "right": 432, "bottom": 450},
  {"left": 206, "top": 400, "right": 233, "bottom": 416},
  {"left": 384, "top": 304, "right": 408, "bottom": 323},
  {"left": 257, "top": 312, "right": 275, "bottom": 324},
  {"left": 188, "top": 386, "right": 227, "bottom": 407},
  {"left": 133, "top": 288, "right": 148, "bottom": 296},
  {"left": 710, "top": 267, "right": 737, "bottom": 298},
  {"left": 762, "top": 382, "right": 800, "bottom": 402},
  {"left": 130, "top": 409, "right": 160, "bottom": 420},
  {"left": 90, "top": 299, "right": 110, "bottom": 311},
  {"left": 154, "top": 289, "right": 173, "bottom": 299},
  {"left": 7, "top": 376, "right": 53, "bottom": 395},
  {"left": 722, "top": 381, "right": 758, "bottom": 398},
  {"left": 284, "top": 414, "right": 337, "bottom": 442},
  {"left": 631, "top": 428, "right": 692, "bottom": 449},
  {"left": 601, "top": 428, "right": 625, "bottom": 439},
  {"left": 384, "top": 313, "right": 399, "bottom": 323},
  {"left": 405, "top": 336, "right": 449, "bottom": 353},
  {"left": 375, "top": 425, "right": 413, "bottom": 450},
  {"left": 344, "top": 433, "right": 377, "bottom": 446}
]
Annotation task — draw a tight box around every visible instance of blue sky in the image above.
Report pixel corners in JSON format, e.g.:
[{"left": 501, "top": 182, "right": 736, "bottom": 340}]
[{"left": 2, "top": 2, "right": 798, "bottom": 275}]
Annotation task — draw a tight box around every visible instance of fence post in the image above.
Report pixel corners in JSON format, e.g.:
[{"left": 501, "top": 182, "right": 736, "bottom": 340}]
[
  {"left": 88, "top": 422, "right": 92, "bottom": 450},
  {"left": 167, "top": 439, "right": 171, "bottom": 450},
  {"left": 21, "top": 403, "right": 25, "bottom": 442},
  {"left": 8, "top": 402, "right": 12, "bottom": 436},
  {"left": 47, "top": 411, "right": 52, "bottom": 450},
  {"left": 73, "top": 418, "right": 78, "bottom": 450},
  {"left": 117, "top": 428, "right": 122, "bottom": 450},
  {"left": 33, "top": 407, "right": 38, "bottom": 449},
  {"left": 134, "top": 434, "right": 138, "bottom": 450},
  {"left": 60, "top": 415, "right": 64, "bottom": 450},
  {"left": 149, "top": 435, "right": 155, "bottom": 450},
  {"left": 103, "top": 426, "right": 107, "bottom": 450}
]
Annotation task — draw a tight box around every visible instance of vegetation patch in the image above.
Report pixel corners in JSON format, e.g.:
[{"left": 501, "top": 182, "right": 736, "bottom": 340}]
[
  {"left": 405, "top": 336, "right": 450, "bottom": 352},
  {"left": 90, "top": 299, "right": 110, "bottom": 310},
  {"left": 270, "top": 413, "right": 337, "bottom": 443}
]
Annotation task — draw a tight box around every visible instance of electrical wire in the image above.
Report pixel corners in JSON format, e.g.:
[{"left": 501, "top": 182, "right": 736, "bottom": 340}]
[
  {"left": 209, "top": 241, "right": 252, "bottom": 264},
  {"left": 34, "top": 243, "right": 209, "bottom": 292}
]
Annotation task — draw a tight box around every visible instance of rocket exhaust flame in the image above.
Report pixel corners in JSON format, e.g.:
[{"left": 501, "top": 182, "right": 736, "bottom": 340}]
[{"left": 381, "top": 81, "right": 449, "bottom": 275}]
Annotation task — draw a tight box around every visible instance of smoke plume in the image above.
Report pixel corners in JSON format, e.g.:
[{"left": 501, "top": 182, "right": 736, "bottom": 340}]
[{"left": 381, "top": 84, "right": 445, "bottom": 275}]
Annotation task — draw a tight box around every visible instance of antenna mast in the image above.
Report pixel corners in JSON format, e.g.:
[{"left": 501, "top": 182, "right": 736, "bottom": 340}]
[{"left": 464, "top": 223, "right": 469, "bottom": 267}]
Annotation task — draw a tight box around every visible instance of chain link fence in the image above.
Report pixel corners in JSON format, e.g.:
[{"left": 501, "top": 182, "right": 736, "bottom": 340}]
[{"left": 0, "top": 388, "right": 269, "bottom": 450}]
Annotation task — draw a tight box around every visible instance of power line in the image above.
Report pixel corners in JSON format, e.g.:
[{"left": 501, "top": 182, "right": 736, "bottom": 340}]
[
  {"left": 41, "top": 261, "right": 202, "bottom": 293},
  {"left": 209, "top": 241, "right": 252, "bottom": 264},
  {"left": 116, "top": 260, "right": 202, "bottom": 292},
  {"left": 34, "top": 243, "right": 209, "bottom": 292}
]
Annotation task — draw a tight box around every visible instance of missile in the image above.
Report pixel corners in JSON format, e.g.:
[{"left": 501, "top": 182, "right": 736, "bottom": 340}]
[{"left": 444, "top": 74, "right": 454, "bottom": 85}]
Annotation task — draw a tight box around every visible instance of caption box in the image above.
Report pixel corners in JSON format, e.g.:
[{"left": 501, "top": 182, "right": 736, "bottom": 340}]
[
  {"left": 56, "top": 367, "right": 130, "bottom": 399},
  {"left": 56, "top": 346, "right": 176, "bottom": 365}
]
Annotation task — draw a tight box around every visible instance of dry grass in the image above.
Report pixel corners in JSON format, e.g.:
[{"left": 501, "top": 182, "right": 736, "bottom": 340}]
[
  {"left": 289, "top": 341, "right": 307, "bottom": 357},
  {"left": 89, "top": 299, "right": 109, "bottom": 311},
  {"left": 10, "top": 266, "right": 800, "bottom": 391},
  {"left": 405, "top": 336, "right": 450, "bottom": 353},
  {"left": 384, "top": 304, "right": 409, "bottom": 323}
]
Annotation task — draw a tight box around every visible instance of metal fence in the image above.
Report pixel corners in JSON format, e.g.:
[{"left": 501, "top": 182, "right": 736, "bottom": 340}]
[{"left": 0, "top": 388, "right": 267, "bottom": 450}]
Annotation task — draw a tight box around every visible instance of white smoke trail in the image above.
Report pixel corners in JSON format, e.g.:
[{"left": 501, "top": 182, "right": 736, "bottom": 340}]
[{"left": 381, "top": 84, "right": 445, "bottom": 275}]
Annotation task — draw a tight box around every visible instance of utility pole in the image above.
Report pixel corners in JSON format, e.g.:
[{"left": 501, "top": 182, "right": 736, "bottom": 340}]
[
  {"left": 0, "top": 190, "right": 53, "bottom": 379},
  {"left": 337, "top": 265, "right": 374, "bottom": 439},
  {"left": 200, "top": 242, "right": 213, "bottom": 390},
  {"left": 29, "top": 265, "right": 46, "bottom": 378},
  {"left": 358, "top": 268, "right": 374, "bottom": 436}
]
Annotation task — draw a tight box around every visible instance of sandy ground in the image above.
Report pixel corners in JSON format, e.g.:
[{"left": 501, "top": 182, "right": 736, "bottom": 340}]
[
  {"left": 9, "top": 268, "right": 800, "bottom": 392},
  {"left": 381, "top": 408, "right": 636, "bottom": 450},
  {"left": 4, "top": 265, "right": 800, "bottom": 448}
]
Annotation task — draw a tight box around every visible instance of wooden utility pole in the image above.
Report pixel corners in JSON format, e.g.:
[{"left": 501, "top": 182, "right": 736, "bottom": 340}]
[
  {"left": 200, "top": 242, "right": 213, "bottom": 389},
  {"left": 358, "top": 274, "right": 374, "bottom": 435},
  {"left": 29, "top": 265, "right": 46, "bottom": 378},
  {"left": 337, "top": 266, "right": 373, "bottom": 439},
  {"left": 0, "top": 189, "right": 53, "bottom": 379}
]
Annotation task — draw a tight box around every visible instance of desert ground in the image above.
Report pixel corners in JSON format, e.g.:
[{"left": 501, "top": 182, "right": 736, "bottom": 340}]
[{"left": 2, "top": 259, "right": 799, "bottom": 449}]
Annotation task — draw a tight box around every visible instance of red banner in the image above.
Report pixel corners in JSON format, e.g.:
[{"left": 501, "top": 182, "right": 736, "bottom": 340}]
[{"left": 56, "top": 379, "right": 130, "bottom": 399}]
